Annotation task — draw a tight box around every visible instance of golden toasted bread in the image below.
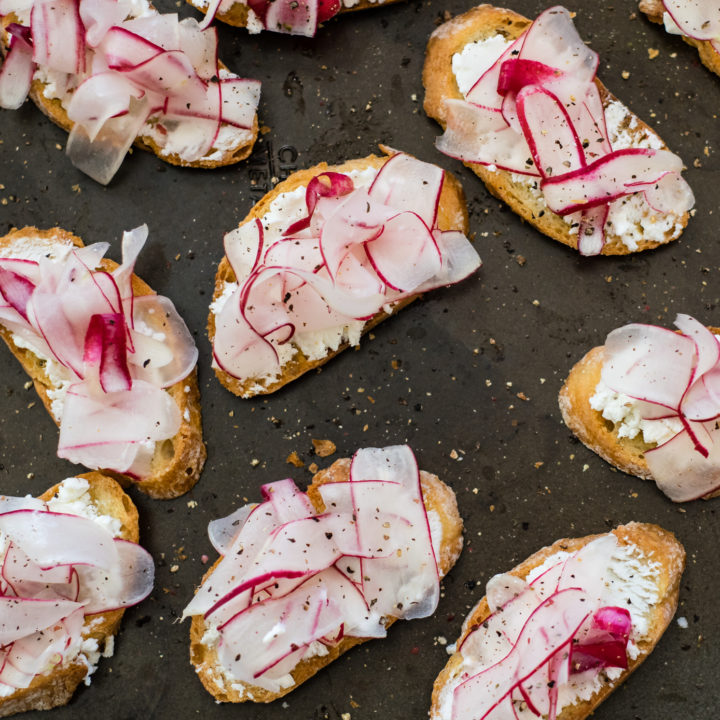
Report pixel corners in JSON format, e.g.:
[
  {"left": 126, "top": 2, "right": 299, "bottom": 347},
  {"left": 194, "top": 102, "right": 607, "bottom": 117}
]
[
  {"left": 189, "top": 456, "right": 464, "bottom": 702},
  {"left": 209, "top": 149, "right": 470, "bottom": 398},
  {"left": 422, "top": 4, "right": 691, "bottom": 255},
  {"left": 0, "top": 472, "right": 141, "bottom": 717},
  {"left": 431, "top": 522, "right": 685, "bottom": 720},
  {"left": 0, "top": 227, "right": 206, "bottom": 499}
]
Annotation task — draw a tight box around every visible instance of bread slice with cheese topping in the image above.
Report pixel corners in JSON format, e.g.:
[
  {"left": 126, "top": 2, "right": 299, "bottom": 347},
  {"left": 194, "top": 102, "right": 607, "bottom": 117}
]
[{"left": 0, "top": 227, "right": 206, "bottom": 499}]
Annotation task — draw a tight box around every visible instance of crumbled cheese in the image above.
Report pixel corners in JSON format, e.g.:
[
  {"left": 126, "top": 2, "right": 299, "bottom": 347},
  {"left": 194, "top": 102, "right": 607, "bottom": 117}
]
[{"left": 590, "top": 380, "right": 683, "bottom": 446}]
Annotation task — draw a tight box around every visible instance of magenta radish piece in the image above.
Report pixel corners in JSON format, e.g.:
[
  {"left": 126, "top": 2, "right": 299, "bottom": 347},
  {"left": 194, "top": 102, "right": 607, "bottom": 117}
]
[
  {"left": 541, "top": 148, "right": 683, "bottom": 214},
  {"left": 662, "top": 0, "right": 720, "bottom": 39},
  {"left": 0, "top": 267, "right": 35, "bottom": 321},
  {"left": 83, "top": 313, "right": 132, "bottom": 394},
  {"left": 0, "top": 28, "right": 34, "bottom": 110}
]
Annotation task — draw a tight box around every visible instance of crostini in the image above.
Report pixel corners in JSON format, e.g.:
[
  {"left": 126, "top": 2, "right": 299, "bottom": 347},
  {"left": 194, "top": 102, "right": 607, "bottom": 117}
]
[
  {"left": 0, "top": 226, "right": 206, "bottom": 499},
  {"left": 209, "top": 148, "right": 481, "bottom": 398},
  {"left": 560, "top": 314, "right": 720, "bottom": 502},
  {"left": 0, "top": 472, "right": 154, "bottom": 715},
  {"left": 184, "top": 445, "right": 464, "bottom": 702},
  {"left": 431, "top": 522, "right": 684, "bottom": 720},
  {"left": 423, "top": 4, "right": 694, "bottom": 256},
  {"left": 0, "top": 3, "right": 260, "bottom": 184}
]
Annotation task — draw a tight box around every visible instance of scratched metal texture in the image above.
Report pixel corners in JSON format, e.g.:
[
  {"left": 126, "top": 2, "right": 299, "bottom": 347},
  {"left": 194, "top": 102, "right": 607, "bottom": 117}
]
[{"left": 2, "top": 0, "right": 720, "bottom": 718}]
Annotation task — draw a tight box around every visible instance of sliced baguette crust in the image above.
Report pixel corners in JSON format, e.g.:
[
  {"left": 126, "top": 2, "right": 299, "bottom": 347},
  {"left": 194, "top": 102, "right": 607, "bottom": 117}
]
[
  {"left": 559, "top": 330, "right": 720, "bottom": 499},
  {"left": 0, "top": 472, "right": 139, "bottom": 717},
  {"left": 0, "top": 227, "right": 206, "bottom": 499},
  {"left": 189, "top": 456, "right": 464, "bottom": 703},
  {"left": 209, "top": 150, "right": 470, "bottom": 398},
  {"left": 422, "top": 4, "right": 690, "bottom": 255},
  {"left": 0, "top": 17, "right": 258, "bottom": 171},
  {"left": 186, "top": 0, "right": 403, "bottom": 30},
  {"left": 431, "top": 522, "right": 685, "bottom": 720},
  {"left": 640, "top": 0, "right": 720, "bottom": 77}
]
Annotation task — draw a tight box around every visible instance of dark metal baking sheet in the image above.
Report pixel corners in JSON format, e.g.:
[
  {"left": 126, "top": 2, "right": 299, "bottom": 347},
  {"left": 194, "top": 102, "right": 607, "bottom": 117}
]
[{"left": 2, "top": 1, "right": 720, "bottom": 717}]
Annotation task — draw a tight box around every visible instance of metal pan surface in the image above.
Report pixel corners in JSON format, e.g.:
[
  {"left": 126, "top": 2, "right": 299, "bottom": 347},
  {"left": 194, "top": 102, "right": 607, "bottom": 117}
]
[{"left": 1, "top": 1, "right": 719, "bottom": 717}]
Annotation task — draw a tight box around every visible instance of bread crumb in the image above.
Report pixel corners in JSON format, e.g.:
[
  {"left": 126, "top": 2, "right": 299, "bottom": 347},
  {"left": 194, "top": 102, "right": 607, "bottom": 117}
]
[
  {"left": 187, "top": 500, "right": 198, "bottom": 508},
  {"left": 449, "top": 449, "right": 458, "bottom": 459},
  {"left": 250, "top": 458, "right": 260, "bottom": 467},
  {"left": 621, "top": 71, "right": 630, "bottom": 79},
  {"left": 582, "top": 464, "right": 590, "bottom": 472},
  {"left": 341, "top": 714, "right": 351, "bottom": 720},
  {"left": 308, "top": 462, "right": 319, "bottom": 474},
  {"left": 286, "top": 451, "right": 304, "bottom": 468},
  {"left": 532, "top": 299, "right": 540, "bottom": 306},
  {"left": 312, "top": 439, "right": 336, "bottom": 458},
  {"left": 170, "top": 565, "right": 179, "bottom": 573},
  {"left": 534, "top": 461, "right": 544, "bottom": 469},
  {"left": 516, "top": 392, "right": 529, "bottom": 401},
  {"left": 648, "top": 48, "right": 659, "bottom": 60},
  {"left": 677, "top": 616, "right": 689, "bottom": 628},
  {"left": 515, "top": 254, "right": 526, "bottom": 266}
]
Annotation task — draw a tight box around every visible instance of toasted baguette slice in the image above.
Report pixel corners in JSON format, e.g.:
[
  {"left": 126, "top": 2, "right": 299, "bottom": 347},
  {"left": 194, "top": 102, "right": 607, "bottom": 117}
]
[
  {"left": 0, "top": 16, "right": 258, "bottom": 175},
  {"left": 639, "top": 0, "right": 720, "bottom": 77},
  {"left": 431, "top": 522, "right": 685, "bottom": 720},
  {"left": 559, "top": 330, "right": 720, "bottom": 499},
  {"left": 190, "top": 456, "right": 464, "bottom": 703},
  {"left": 209, "top": 149, "right": 470, "bottom": 398},
  {"left": 423, "top": 4, "right": 690, "bottom": 255},
  {"left": 0, "top": 227, "right": 206, "bottom": 499},
  {"left": 186, "top": 0, "right": 403, "bottom": 32},
  {"left": 0, "top": 472, "right": 141, "bottom": 717}
]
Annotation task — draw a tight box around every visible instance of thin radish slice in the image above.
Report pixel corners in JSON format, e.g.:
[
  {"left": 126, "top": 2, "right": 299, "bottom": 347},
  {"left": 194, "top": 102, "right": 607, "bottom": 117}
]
[
  {"left": 602, "top": 322, "right": 694, "bottom": 410},
  {"left": 0, "top": 596, "right": 82, "bottom": 649},
  {"left": 437, "top": 99, "right": 538, "bottom": 175},
  {"left": 0, "top": 267, "right": 35, "bottom": 321},
  {"left": 184, "top": 445, "right": 442, "bottom": 687},
  {"left": 83, "top": 313, "right": 132, "bottom": 394},
  {"left": 648, "top": 420, "right": 720, "bottom": 501},
  {"left": 515, "top": 85, "right": 584, "bottom": 179},
  {"left": 364, "top": 212, "right": 441, "bottom": 292},
  {"left": 80, "top": 0, "right": 132, "bottom": 47},
  {"left": 0, "top": 28, "right": 34, "bottom": 110},
  {"left": 577, "top": 204, "right": 609, "bottom": 256},
  {"left": 0, "top": 509, "right": 119, "bottom": 570},
  {"left": 129, "top": 295, "right": 199, "bottom": 388},
  {"left": 541, "top": 148, "right": 683, "bottom": 215},
  {"left": 31, "top": 0, "right": 85, "bottom": 76},
  {"left": 451, "top": 588, "right": 590, "bottom": 720},
  {"left": 77, "top": 538, "right": 154, "bottom": 614},
  {"left": 368, "top": 153, "right": 445, "bottom": 229},
  {"left": 662, "top": 0, "right": 720, "bottom": 39},
  {"left": 284, "top": 172, "right": 355, "bottom": 236},
  {"left": 66, "top": 72, "right": 144, "bottom": 142},
  {"left": 264, "top": 0, "right": 318, "bottom": 37},
  {"left": 67, "top": 96, "right": 151, "bottom": 186},
  {"left": 517, "top": 6, "right": 598, "bottom": 87},
  {"left": 208, "top": 504, "right": 257, "bottom": 555}
]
